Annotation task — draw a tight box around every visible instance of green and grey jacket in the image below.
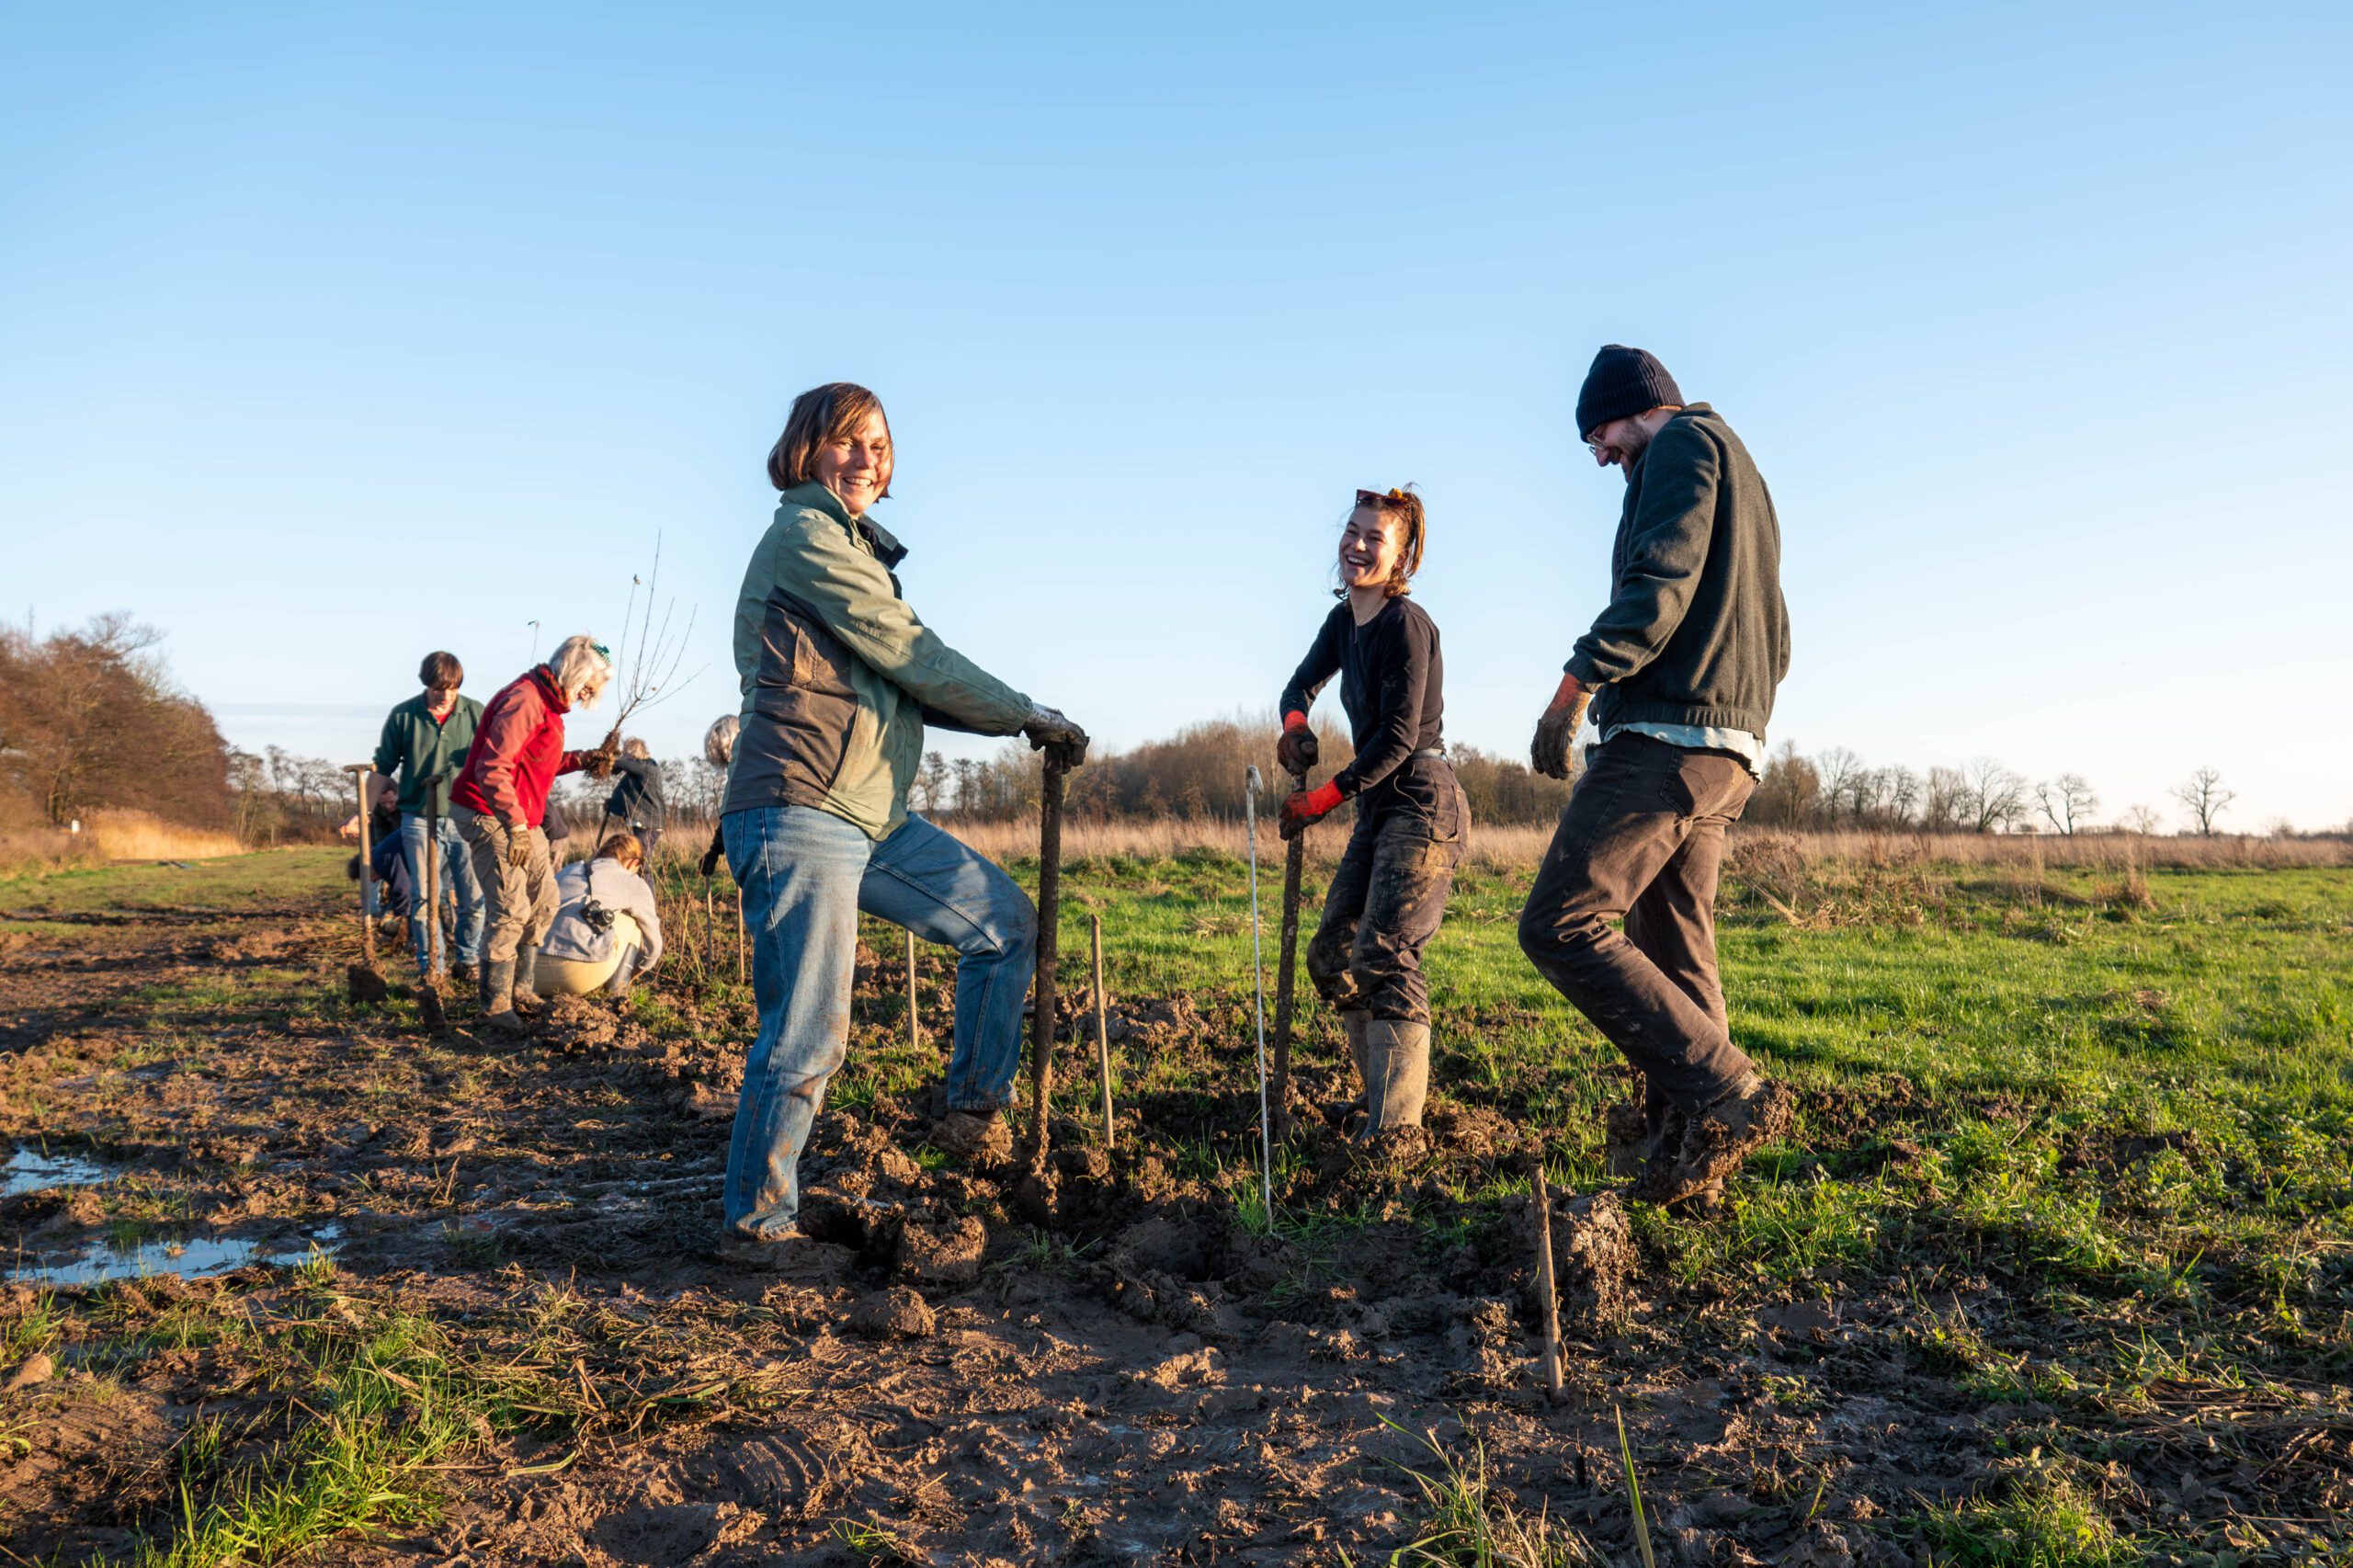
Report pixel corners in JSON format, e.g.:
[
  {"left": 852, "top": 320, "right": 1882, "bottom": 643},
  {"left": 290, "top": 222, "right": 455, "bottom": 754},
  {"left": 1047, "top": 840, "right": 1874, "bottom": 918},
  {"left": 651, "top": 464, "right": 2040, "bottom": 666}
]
[
  {"left": 722, "top": 482, "right": 1034, "bottom": 839},
  {"left": 372, "top": 693, "right": 483, "bottom": 816},
  {"left": 1565, "top": 404, "right": 1791, "bottom": 742}
]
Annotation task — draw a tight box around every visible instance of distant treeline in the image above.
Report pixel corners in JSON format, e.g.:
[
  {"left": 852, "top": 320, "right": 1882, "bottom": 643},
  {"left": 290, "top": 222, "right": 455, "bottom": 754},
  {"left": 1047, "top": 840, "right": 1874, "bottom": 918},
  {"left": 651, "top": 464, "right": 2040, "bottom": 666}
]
[{"left": 0, "top": 614, "right": 232, "bottom": 833}]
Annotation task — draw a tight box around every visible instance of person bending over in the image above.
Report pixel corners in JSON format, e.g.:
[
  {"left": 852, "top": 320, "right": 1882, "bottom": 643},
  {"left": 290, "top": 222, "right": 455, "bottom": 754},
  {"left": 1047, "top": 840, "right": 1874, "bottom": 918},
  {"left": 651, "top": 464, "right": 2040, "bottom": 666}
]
[
  {"left": 540, "top": 832, "right": 665, "bottom": 998},
  {"left": 1276, "top": 485, "right": 1469, "bottom": 1141},
  {"left": 716, "top": 381, "right": 1087, "bottom": 1267},
  {"left": 1518, "top": 346, "right": 1794, "bottom": 1212},
  {"left": 449, "top": 635, "right": 617, "bottom": 1033}
]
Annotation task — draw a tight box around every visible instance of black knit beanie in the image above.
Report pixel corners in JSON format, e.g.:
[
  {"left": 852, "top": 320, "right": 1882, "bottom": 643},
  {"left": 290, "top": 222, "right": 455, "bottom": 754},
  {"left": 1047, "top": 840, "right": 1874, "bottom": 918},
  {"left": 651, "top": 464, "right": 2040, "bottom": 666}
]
[{"left": 1575, "top": 345, "right": 1683, "bottom": 438}]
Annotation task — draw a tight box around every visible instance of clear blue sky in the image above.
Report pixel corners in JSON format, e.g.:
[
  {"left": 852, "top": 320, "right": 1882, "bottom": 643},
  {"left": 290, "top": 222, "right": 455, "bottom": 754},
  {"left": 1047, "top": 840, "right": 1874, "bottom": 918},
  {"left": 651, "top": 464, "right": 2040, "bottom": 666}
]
[{"left": 6, "top": 3, "right": 2348, "bottom": 830}]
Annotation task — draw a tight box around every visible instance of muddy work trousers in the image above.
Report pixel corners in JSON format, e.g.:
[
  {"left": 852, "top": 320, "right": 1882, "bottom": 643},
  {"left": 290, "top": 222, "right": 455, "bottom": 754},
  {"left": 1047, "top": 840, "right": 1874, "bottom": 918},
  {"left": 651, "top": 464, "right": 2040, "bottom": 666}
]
[
  {"left": 1306, "top": 756, "right": 1469, "bottom": 1024},
  {"left": 454, "top": 805, "right": 559, "bottom": 967},
  {"left": 1517, "top": 733, "right": 1757, "bottom": 1115}
]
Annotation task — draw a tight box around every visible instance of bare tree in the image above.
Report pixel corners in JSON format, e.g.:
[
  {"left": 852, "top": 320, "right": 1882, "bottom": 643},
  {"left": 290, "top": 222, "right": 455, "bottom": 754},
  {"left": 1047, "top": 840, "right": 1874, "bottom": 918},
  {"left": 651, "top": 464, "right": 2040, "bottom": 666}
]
[
  {"left": 2171, "top": 767, "right": 2235, "bottom": 836},
  {"left": 1884, "top": 766, "right": 1923, "bottom": 826},
  {"left": 2034, "top": 773, "right": 2098, "bottom": 836},
  {"left": 1961, "top": 757, "right": 2025, "bottom": 834},
  {"left": 2120, "top": 803, "right": 2163, "bottom": 836},
  {"left": 1813, "top": 747, "right": 1865, "bottom": 825},
  {"left": 1922, "top": 766, "right": 1970, "bottom": 830}
]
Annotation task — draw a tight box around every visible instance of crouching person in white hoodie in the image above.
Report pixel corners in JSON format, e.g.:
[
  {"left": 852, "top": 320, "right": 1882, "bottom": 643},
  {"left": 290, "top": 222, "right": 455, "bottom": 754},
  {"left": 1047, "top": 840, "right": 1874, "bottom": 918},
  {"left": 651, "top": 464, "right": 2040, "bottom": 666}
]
[{"left": 539, "top": 833, "right": 665, "bottom": 998}]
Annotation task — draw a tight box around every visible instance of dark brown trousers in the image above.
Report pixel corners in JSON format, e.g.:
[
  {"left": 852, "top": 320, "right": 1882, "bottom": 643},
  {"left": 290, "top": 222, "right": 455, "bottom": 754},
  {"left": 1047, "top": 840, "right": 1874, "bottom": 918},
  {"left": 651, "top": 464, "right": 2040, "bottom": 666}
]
[{"left": 1517, "top": 733, "right": 1757, "bottom": 1112}]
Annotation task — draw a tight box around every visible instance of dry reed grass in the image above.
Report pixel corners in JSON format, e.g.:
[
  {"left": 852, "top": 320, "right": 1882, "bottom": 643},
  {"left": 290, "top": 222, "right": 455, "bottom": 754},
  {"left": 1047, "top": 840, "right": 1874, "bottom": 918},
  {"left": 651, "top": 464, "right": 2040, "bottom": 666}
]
[
  {"left": 654, "top": 814, "right": 2345, "bottom": 873},
  {"left": 0, "top": 809, "right": 246, "bottom": 874}
]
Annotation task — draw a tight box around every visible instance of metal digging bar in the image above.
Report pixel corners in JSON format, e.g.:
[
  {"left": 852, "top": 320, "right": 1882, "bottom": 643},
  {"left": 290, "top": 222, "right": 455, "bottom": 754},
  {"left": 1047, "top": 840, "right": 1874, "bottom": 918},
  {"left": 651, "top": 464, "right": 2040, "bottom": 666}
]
[
  {"left": 1021, "top": 752, "right": 1071, "bottom": 1167},
  {"left": 1244, "top": 766, "right": 1273, "bottom": 1224},
  {"left": 1269, "top": 757, "right": 1308, "bottom": 1137}
]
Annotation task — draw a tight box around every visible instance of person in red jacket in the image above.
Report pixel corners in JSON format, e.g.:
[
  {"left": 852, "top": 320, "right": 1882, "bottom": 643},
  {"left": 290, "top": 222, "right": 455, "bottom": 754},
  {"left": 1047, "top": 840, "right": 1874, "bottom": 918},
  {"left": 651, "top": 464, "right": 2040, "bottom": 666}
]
[{"left": 451, "top": 634, "right": 616, "bottom": 1030}]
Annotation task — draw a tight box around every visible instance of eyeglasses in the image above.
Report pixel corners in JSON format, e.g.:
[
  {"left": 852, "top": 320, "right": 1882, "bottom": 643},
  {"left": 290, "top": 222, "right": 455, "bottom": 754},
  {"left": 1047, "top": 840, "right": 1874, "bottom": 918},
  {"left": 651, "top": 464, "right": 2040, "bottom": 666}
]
[{"left": 1354, "top": 487, "right": 1409, "bottom": 507}]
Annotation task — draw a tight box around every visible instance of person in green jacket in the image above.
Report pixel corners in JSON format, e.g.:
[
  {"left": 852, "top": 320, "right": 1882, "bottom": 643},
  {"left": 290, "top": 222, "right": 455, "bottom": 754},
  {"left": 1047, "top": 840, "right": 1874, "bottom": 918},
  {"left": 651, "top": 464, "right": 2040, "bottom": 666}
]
[
  {"left": 716, "top": 381, "right": 1088, "bottom": 1267},
  {"left": 373, "top": 651, "right": 485, "bottom": 983}
]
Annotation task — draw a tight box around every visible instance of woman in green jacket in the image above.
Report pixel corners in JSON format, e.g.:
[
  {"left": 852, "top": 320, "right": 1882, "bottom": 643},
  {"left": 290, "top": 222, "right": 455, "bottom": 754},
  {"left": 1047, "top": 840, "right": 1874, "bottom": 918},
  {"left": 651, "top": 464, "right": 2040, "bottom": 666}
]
[{"left": 717, "top": 382, "right": 1087, "bottom": 1266}]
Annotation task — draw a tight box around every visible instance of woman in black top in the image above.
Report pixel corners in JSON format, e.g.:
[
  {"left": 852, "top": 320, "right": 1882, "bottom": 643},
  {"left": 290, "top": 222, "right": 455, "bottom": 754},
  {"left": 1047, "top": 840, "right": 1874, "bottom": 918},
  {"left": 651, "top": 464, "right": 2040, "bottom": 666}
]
[{"left": 1277, "top": 486, "right": 1470, "bottom": 1138}]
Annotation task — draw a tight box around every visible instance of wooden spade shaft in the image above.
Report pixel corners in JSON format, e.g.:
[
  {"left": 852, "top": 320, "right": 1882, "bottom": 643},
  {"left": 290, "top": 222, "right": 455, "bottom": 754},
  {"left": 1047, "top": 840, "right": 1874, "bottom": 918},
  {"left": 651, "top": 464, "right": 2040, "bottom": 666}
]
[
  {"left": 343, "top": 766, "right": 375, "bottom": 964},
  {"left": 1270, "top": 764, "right": 1306, "bottom": 1135},
  {"left": 1023, "top": 754, "right": 1069, "bottom": 1165}
]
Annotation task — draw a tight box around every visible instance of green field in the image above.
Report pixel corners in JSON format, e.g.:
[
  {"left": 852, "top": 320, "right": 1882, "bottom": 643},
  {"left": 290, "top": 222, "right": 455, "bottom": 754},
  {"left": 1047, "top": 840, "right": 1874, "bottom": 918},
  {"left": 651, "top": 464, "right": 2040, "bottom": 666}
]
[{"left": 3, "top": 847, "right": 2348, "bottom": 1563}]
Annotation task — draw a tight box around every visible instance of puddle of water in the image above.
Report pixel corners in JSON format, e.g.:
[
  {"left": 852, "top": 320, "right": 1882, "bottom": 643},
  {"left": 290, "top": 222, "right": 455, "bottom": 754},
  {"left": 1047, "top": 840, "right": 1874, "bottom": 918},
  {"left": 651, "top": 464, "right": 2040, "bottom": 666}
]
[
  {"left": 9, "top": 1224, "right": 343, "bottom": 1288},
  {"left": 5, "top": 1146, "right": 118, "bottom": 1199}
]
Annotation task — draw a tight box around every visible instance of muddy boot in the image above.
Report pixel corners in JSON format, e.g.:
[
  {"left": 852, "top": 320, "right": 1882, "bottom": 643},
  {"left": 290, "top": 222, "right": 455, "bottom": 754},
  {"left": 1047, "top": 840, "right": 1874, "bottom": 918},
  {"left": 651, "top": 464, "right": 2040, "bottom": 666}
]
[
  {"left": 450, "top": 961, "right": 478, "bottom": 988},
  {"left": 1631, "top": 1074, "right": 1794, "bottom": 1207},
  {"left": 931, "top": 1108, "right": 1014, "bottom": 1167},
  {"left": 1359, "top": 1019, "right": 1431, "bottom": 1137},
  {"left": 1606, "top": 1100, "right": 1688, "bottom": 1180},
  {"left": 479, "top": 960, "right": 529, "bottom": 1036},
  {"left": 715, "top": 1222, "right": 802, "bottom": 1271},
  {"left": 603, "top": 947, "right": 640, "bottom": 1001},
  {"left": 511, "top": 945, "right": 545, "bottom": 1013}
]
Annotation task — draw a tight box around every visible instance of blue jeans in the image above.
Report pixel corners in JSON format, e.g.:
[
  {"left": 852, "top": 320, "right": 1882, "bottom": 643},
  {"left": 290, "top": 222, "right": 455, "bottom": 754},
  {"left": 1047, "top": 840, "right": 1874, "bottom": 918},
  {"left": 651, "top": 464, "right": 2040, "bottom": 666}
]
[
  {"left": 721, "top": 805, "right": 1037, "bottom": 1240},
  {"left": 397, "top": 812, "right": 483, "bottom": 972}
]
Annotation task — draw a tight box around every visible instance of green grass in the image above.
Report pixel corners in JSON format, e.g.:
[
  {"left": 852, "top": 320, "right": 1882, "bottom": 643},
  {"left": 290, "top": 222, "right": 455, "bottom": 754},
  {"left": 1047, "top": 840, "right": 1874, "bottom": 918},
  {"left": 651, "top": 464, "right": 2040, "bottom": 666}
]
[{"left": 0, "top": 846, "right": 347, "bottom": 915}]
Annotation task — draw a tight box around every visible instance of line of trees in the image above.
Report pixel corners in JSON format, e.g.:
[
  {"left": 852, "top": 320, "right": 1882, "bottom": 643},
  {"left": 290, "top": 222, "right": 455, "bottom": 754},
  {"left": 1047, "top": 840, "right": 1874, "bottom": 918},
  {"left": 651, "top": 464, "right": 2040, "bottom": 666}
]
[
  {"left": 1745, "top": 744, "right": 2255, "bottom": 836},
  {"left": 0, "top": 614, "right": 232, "bottom": 831}
]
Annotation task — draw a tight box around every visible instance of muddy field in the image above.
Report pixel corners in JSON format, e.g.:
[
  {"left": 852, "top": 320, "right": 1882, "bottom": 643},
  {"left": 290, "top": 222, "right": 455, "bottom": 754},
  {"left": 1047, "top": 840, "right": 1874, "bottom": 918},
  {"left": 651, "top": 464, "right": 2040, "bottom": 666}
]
[{"left": 3, "top": 862, "right": 2348, "bottom": 1565}]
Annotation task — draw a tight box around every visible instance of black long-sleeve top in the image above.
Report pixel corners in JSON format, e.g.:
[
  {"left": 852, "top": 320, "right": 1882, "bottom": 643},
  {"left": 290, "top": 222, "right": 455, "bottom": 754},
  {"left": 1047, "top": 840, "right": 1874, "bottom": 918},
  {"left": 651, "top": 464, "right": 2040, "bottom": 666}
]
[{"left": 1278, "top": 597, "right": 1445, "bottom": 798}]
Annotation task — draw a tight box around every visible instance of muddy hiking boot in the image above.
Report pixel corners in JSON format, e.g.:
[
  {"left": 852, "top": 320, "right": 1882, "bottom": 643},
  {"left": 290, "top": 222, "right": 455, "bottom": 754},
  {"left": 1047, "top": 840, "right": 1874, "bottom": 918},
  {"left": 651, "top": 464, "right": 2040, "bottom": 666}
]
[
  {"left": 478, "top": 959, "right": 529, "bottom": 1037},
  {"left": 930, "top": 1108, "right": 1014, "bottom": 1167},
  {"left": 1606, "top": 1101, "right": 1725, "bottom": 1215},
  {"left": 510, "top": 945, "right": 545, "bottom": 1013},
  {"left": 1360, "top": 1019, "right": 1431, "bottom": 1138},
  {"left": 449, "top": 961, "right": 477, "bottom": 987},
  {"left": 1630, "top": 1074, "right": 1794, "bottom": 1209}
]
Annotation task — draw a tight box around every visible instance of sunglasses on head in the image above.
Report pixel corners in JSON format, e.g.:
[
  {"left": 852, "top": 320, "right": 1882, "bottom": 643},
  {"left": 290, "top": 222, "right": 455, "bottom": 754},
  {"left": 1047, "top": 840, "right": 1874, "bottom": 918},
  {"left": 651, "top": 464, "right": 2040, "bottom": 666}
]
[{"left": 1355, "top": 487, "right": 1409, "bottom": 508}]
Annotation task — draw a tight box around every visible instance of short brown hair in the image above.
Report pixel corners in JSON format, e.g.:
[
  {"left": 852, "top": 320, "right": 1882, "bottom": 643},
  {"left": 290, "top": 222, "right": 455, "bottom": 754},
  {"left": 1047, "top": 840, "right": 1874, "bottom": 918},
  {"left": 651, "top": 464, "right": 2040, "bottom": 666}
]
[
  {"left": 767, "top": 382, "right": 893, "bottom": 496},
  {"left": 418, "top": 651, "right": 463, "bottom": 690},
  {"left": 1341, "top": 486, "right": 1427, "bottom": 598},
  {"left": 596, "top": 831, "right": 644, "bottom": 872}
]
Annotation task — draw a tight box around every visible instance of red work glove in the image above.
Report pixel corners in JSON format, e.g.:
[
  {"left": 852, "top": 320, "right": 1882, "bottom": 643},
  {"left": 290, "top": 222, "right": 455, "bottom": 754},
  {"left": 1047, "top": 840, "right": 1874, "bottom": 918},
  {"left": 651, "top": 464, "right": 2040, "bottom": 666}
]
[
  {"left": 1278, "top": 779, "right": 1344, "bottom": 840},
  {"left": 1275, "top": 710, "right": 1319, "bottom": 777}
]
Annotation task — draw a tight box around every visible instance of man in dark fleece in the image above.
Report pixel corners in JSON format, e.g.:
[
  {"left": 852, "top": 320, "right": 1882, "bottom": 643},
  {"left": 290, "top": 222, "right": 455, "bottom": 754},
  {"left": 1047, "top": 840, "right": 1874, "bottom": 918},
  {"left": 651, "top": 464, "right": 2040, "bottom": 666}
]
[{"left": 1518, "top": 346, "right": 1794, "bottom": 1212}]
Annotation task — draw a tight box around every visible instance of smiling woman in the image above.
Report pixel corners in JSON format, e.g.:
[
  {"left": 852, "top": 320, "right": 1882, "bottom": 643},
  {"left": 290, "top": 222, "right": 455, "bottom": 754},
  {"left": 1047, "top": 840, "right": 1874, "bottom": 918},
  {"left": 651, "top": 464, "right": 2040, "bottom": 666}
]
[{"left": 714, "top": 381, "right": 1092, "bottom": 1268}]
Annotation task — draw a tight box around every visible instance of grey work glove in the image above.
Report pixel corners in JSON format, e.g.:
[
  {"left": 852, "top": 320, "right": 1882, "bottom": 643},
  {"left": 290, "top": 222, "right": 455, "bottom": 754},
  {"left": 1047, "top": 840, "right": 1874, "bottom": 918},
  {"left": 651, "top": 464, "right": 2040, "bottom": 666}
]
[
  {"left": 1023, "top": 704, "right": 1089, "bottom": 768},
  {"left": 1530, "top": 690, "right": 1593, "bottom": 781}
]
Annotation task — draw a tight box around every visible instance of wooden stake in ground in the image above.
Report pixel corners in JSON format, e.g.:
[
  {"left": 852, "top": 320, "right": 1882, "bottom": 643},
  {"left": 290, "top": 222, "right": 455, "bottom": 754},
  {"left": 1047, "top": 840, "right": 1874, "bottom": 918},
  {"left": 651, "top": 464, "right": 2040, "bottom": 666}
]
[
  {"left": 1270, "top": 762, "right": 1307, "bottom": 1136},
  {"left": 1091, "top": 912, "right": 1114, "bottom": 1149},
  {"left": 1021, "top": 753, "right": 1070, "bottom": 1166},
  {"left": 906, "top": 926, "right": 921, "bottom": 1051},
  {"left": 736, "top": 888, "right": 747, "bottom": 985},
  {"left": 1531, "top": 1155, "right": 1565, "bottom": 1403},
  {"left": 343, "top": 765, "right": 376, "bottom": 966},
  {"left": 415, "top": 771, "right": 449, "bottom": 1033}
]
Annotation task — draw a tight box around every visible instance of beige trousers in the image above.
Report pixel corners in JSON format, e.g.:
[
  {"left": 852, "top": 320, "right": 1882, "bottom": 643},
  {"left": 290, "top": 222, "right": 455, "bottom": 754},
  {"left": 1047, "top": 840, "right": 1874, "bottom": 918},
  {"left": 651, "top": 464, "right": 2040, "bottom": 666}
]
[{"left": 456, "top": 805, "right": 558, "bottom": 965}]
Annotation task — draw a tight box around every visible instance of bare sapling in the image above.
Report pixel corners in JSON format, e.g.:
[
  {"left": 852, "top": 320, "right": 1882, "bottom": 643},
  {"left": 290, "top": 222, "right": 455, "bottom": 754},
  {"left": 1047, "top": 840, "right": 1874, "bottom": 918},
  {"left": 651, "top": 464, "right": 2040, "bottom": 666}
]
[
  {"left": 600, "top": 532, "right": 708, "bottom": 752},
  {"left": 1092, "top": 913, "right": 1114, "bottom": 1149},
  {"left": 906, "top": 926, "right": 920, "bottom": 1052}
]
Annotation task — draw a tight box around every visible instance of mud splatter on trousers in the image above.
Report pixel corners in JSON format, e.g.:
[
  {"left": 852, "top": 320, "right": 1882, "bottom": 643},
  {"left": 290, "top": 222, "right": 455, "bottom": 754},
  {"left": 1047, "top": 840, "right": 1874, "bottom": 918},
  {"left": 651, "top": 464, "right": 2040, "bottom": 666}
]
[{"left": 1305, "top": 755, "right": 1469, "bottom": 1024}]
